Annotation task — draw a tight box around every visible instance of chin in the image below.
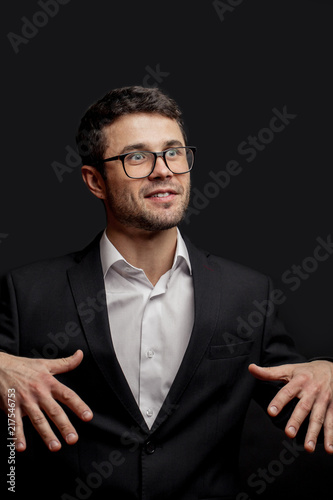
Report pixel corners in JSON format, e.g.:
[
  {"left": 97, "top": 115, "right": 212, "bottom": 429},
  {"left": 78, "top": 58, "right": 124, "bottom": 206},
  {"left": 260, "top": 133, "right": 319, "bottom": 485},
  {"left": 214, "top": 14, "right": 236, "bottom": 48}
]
[{"left": 131, "top": 210, "right": 186, "bottom": 232}]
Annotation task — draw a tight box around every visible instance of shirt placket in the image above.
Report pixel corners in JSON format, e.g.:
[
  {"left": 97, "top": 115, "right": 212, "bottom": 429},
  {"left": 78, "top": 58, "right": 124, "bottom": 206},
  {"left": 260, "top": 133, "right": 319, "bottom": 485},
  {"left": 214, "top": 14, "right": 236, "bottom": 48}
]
[{"left": 139, "top": 274, "right": 169, "bottom": 428}]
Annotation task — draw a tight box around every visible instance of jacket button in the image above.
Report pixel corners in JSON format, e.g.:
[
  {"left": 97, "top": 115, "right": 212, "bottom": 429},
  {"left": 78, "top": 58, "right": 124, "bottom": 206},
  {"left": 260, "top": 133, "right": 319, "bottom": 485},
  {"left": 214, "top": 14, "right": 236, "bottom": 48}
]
[{"left": 145, "top": 441, "right": 155, "bottom": 454}]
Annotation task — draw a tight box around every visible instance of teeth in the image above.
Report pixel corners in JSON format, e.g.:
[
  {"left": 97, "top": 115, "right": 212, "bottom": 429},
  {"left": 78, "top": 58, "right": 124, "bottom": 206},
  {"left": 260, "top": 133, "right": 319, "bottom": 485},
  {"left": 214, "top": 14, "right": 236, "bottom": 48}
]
[{"left": 152, "top": 192, "right": 171, "bottom": 198}]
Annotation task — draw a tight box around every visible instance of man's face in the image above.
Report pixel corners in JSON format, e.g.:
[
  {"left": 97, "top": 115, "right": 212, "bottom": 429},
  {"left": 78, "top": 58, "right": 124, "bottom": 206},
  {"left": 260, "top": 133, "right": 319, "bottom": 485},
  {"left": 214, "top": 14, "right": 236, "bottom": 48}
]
[{"left": 101, "top": 113, "right": 191, "bottom": 232}]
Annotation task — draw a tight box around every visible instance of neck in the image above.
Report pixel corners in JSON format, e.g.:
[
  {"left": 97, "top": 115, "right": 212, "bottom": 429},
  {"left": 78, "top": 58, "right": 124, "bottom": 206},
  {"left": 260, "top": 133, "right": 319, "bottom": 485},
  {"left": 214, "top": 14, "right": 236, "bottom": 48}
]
[{"left": 105, "top": 225, "right": 178, "bottom": 286}]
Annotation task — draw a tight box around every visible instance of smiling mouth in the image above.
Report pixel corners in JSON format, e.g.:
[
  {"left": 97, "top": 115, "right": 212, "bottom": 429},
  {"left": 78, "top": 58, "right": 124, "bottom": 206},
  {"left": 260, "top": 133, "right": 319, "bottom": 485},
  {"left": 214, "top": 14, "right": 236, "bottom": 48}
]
[
  {"left": 144, "top": 188, "right": 179, "bottom": 200},
  {"left": 150, "top": 192, "right": 173, "bottom": 198},
  {"left": 146, "top": 192, "right": 177, "bottom": 204}
]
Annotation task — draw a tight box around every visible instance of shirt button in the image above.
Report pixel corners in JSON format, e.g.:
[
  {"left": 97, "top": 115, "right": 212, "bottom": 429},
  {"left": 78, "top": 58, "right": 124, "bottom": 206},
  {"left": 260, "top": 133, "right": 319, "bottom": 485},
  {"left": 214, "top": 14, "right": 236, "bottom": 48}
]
[
  {"left": 146, "top": 349, "right": 155, "bottom": 358},
  {"left": 146, "top": 408, "right": 154, "bottom": 418}
]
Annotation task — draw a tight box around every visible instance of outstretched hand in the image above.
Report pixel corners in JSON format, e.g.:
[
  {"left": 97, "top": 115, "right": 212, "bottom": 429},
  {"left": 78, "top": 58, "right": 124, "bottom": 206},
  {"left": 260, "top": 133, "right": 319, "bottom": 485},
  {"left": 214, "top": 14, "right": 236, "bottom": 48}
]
[
  {"left": 249, "top": 360, "right": 333, "bottom": 454},
  {"left": 0, "top": 350, "right": 93, "bottom": 452}
]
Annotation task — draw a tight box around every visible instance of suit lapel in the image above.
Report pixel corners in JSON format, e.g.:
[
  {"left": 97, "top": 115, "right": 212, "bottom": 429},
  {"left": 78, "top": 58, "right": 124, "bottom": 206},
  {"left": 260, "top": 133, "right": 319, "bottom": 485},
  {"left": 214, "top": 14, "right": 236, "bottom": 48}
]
[
  {"left": 151, "top": 236, "right": 222, "bottom": 432},
  {"left": 67, "top": 233, "right": 222, "bottom": 433},
  {"left": 67, "top": 233, "right": 148, "bottom": 431}
]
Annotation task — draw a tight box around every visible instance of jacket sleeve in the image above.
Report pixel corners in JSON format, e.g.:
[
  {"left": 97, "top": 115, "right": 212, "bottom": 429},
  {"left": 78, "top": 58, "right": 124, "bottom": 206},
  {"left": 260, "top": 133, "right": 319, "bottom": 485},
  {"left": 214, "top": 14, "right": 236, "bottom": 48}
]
[
  {"left": 0, "top": 273, "right": 20, "bottom": 355},
  {"left": 252, "top": 277, "right": 306, "bottom": 429}
]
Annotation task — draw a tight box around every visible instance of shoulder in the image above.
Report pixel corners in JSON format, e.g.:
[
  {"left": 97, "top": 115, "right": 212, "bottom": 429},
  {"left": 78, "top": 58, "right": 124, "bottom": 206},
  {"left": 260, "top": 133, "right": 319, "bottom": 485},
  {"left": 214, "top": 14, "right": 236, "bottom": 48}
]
[
  {"left": 182, "top": 233, "right": 271, "bottom": 293},
  {"left": 1, "top": 232, "right": 102, "bottom": 285}
]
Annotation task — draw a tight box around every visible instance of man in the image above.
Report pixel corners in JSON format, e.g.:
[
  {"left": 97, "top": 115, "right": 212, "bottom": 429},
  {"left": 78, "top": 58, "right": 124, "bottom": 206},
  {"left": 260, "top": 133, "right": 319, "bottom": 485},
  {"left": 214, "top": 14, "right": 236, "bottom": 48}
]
[{"left": 0, "top": 86, "right": 332, "bottom": 500}]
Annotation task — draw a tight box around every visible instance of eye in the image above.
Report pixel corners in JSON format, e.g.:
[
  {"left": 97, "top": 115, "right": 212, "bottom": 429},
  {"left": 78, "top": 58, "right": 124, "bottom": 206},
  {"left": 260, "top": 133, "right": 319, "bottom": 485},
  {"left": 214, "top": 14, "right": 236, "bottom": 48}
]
[
  {"left": 165, "top": 148, "right": 182, "bottom": 159},
  {"left": 127, "top": 152, "right": 147, "bottom": 163}
]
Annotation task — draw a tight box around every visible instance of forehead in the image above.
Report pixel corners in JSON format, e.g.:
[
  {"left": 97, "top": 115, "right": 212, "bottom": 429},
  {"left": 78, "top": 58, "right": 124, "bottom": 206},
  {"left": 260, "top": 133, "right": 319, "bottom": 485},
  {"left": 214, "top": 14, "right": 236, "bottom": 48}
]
[{"left": 103, "top": 113, "right": 185, "bottom": 153}]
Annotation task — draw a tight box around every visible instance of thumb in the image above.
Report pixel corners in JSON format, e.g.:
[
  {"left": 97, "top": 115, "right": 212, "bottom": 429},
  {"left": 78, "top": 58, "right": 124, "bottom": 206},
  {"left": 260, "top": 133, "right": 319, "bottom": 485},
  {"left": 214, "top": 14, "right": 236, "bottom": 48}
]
[
  {"left": 47, "top": 350, "right": 84, "bottom": 375},
  {"left": 248, "top": 363, "right": 292, "bottom": 383}
]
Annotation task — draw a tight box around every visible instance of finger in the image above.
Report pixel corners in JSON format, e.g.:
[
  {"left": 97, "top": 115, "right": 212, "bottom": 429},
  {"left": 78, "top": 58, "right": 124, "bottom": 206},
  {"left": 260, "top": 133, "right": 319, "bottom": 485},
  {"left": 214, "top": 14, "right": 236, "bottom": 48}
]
[
  {"left": 283, "top": 395, "right": 316, "bottom": 444},
  {"left": 248, "top": 363, "right": 293, "bottom": 383},
  {"left": 13, "top": 406, "right": 26, "bottom": 452},
  {"left": 23, "top": 382, "right": 92, "bottom": 451},
  {"left": 47, "top": 350, "right": 84, "bottom": 376},
  {"left": 24, "top": 403, "right": 62, "bottom": 452},
  {"left": 324, "top": 404, "right": 333, "bottom": 454},
  {"left": 266, "top": 378, "right": 302, "bottom": 417},
  {"left": 302, "top": 398, "right": 333, "bottom": 453},
  {"left": 52, "top": 381, "right": 93, "bottom": 422},
  {"left": 42, "top": 398, "right": 79, "bottom": 446}
]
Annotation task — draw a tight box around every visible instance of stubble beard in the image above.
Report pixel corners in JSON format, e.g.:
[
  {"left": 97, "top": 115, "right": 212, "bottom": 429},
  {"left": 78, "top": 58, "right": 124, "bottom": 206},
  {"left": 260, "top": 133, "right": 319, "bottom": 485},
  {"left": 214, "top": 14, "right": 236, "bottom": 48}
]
[{"left": 105, "top": 181, "right": 191, "bottom": 232}]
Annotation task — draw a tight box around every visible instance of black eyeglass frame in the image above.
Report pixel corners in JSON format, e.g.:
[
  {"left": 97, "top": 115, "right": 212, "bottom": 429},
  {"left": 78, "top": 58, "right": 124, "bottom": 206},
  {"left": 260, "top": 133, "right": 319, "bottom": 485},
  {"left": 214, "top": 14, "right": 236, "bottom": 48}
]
[{"left": 100, "top": 146, "right": 197, "bottom": 179}]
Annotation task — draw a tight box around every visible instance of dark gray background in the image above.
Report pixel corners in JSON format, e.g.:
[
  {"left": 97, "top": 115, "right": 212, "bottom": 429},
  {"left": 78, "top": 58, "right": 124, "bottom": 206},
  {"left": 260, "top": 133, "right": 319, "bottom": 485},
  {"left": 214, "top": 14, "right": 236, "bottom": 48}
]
[{"left": 1, "top": 1, "right": 332, "bottom": 498}]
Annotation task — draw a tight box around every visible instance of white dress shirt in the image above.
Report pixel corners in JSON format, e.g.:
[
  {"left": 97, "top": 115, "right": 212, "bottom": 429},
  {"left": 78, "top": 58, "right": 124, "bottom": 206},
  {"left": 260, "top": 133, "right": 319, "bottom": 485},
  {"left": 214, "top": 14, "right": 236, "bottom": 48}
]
[{"left": 100, "top": 229, "right": 195, "bottom": 428}]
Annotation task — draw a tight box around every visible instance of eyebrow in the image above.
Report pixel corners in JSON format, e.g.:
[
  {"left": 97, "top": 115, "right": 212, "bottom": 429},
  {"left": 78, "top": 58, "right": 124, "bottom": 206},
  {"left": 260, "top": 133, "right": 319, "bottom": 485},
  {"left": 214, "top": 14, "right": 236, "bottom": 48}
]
[{"left": 119, "top": 139, "right": 184, "bottom": 155}]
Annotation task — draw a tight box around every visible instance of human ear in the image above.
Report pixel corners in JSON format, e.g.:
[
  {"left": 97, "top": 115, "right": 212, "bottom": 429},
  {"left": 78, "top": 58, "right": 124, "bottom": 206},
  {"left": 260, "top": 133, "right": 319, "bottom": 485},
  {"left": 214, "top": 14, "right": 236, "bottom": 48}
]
[{"left": 81, "top": 165, "right": 107, "bottom": 200}]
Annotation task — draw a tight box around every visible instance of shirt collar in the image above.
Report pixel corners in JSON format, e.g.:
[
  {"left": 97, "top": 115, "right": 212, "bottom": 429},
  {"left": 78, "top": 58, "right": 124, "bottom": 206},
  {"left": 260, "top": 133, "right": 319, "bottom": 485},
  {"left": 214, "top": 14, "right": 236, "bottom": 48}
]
[{"left": 100, "top": 228, "right": 192, "bottom": 279}]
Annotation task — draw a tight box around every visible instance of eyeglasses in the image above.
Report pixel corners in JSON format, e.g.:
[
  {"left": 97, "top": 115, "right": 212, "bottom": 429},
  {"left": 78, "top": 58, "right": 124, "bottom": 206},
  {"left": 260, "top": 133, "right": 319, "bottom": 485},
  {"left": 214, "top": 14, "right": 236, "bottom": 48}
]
[{"left": 101, "top": 146, "right": 196, "bottom": 179}]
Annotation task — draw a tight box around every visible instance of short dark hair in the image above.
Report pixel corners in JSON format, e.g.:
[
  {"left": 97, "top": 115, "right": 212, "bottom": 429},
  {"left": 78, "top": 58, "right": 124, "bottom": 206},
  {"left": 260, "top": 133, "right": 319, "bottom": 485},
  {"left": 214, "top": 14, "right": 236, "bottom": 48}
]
[{"left": 75, "top": 86, "right": 187, "bottom": 176}]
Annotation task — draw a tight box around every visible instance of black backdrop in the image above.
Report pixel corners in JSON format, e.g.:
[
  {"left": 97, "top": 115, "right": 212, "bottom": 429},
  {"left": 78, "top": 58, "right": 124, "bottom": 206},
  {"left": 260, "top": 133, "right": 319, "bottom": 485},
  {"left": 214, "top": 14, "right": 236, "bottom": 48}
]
[{"left": 1, "top": 1, "right": 332, "bottom": 498}]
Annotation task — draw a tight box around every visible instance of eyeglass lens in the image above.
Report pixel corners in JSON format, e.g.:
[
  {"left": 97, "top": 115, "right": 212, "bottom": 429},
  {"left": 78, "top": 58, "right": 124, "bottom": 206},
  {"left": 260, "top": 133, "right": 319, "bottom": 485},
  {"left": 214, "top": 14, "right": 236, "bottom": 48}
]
[{"left": 124, "top": 147, "right": 194, "bottom": 178}]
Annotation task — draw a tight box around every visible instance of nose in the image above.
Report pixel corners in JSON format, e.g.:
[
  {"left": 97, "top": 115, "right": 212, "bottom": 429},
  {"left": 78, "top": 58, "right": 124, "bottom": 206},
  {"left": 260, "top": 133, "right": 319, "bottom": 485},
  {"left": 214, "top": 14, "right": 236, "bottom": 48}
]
[{"left": 148, "top": 155, "right": 173, "bottom": 180}]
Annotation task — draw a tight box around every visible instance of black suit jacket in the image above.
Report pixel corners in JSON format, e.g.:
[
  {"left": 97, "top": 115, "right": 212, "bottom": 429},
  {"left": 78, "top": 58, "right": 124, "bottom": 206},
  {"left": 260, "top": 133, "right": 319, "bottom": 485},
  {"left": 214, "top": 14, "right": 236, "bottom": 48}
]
[{"left": 0, "top": 233, "right": 305, "bottom": 500}]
